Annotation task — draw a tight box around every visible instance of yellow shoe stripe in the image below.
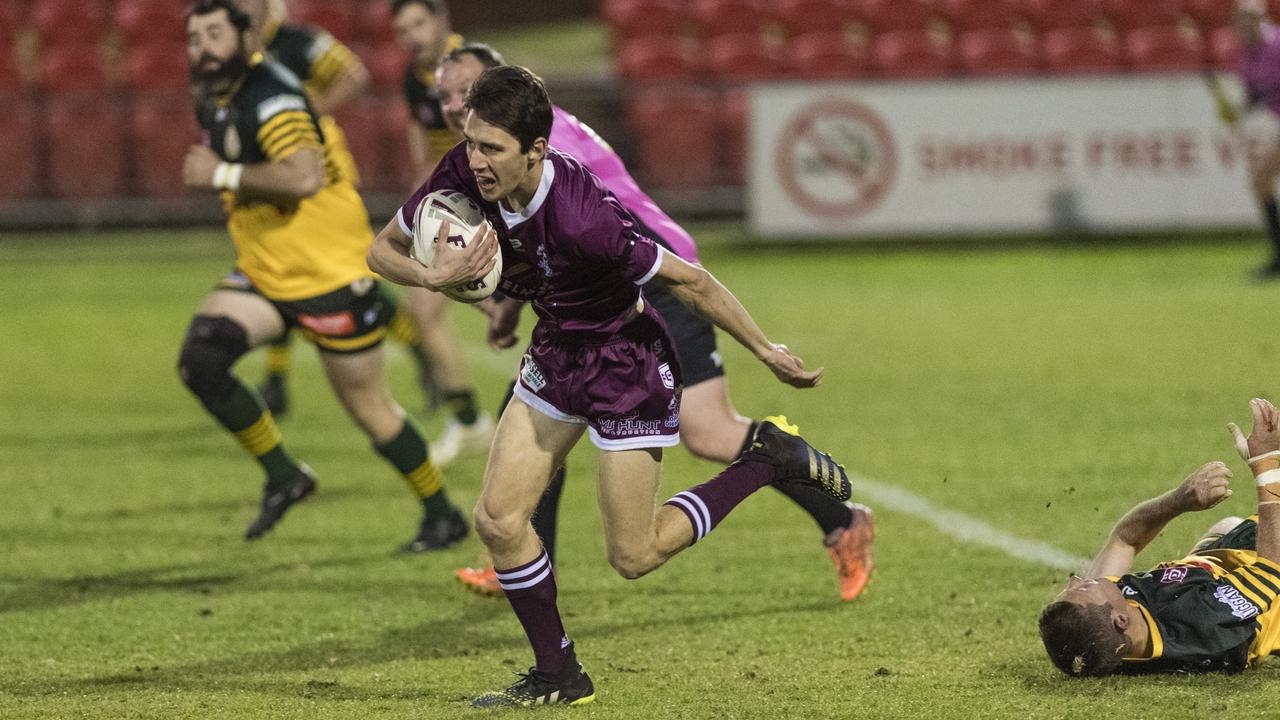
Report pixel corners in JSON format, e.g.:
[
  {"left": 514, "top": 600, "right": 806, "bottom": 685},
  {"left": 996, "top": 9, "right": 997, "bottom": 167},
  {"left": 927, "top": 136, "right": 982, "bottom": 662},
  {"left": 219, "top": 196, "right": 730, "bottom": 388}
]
[{"left": 763, "top": 414, "right": 800, "bottom": 436}]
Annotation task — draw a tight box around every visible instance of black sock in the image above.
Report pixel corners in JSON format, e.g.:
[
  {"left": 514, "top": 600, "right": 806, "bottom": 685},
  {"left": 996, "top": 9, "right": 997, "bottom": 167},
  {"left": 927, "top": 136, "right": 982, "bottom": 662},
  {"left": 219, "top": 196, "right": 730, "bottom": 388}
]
[
  {"left": 531, "top": 465, "right": 566, "bottom": 566},
  {"left": 445, "top": 388, "right": 479, "bottom": 425},
  {"left": 738, "top": 421, "right": 760, "bottom": 457},
  {"left": 1264, "top": 198, "right": 1280, "bottom": 262},
  {"left": 745, "top": 419, "right": 854, "bottom": 535},
  {"left": 374, "top": 421, "right": 455, "bottom": 517}
]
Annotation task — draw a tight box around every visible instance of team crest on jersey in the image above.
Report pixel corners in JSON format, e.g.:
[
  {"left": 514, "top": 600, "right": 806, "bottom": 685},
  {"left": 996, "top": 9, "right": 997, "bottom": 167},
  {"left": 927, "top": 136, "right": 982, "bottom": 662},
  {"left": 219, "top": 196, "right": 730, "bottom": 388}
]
[
  {"left": 658, "top": 362, "right": 675, "bottom": 389},
  {"left": 223, "top": 126, "right": 241, "bottom": 160},
  {"left": 1160, "top": 567, "right": 1188, "bottom": 584},
  {"left": 1213, "top": 585, "right": 1259, "bottom": 619}
]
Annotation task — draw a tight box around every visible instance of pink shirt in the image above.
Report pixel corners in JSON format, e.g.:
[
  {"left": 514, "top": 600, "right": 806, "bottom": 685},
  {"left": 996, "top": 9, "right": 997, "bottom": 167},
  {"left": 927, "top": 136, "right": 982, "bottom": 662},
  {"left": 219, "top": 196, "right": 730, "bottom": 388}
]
[
  {"left": 1241, "top": 25, "right": 1280, "bottom": 116},
  {"left": 549, "top": 106, "right": 698, "bottom": 263}
]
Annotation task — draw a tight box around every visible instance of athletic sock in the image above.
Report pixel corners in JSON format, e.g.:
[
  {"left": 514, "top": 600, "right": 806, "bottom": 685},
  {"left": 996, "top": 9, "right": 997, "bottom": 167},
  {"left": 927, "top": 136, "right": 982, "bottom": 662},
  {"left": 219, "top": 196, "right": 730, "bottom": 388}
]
[
  {"left": 739, "top": 420, "right": 855, "bottom": 535},
  {"left": 1264, "top": 198, "right": 1280, "bottom": 263},
  {"left": 375, "top": 421, "right": 454, "bottom": 516},
  {"left": 497, "top": 551, "right": 570, "bottom": 675},
  {"left": 264, "top": 337, "right": 292, "bottom": 376},
  {"left": 205, "top": 381, "right": 300, "bottom": 487},
  {"left": 444, "top": 388, "right": 480, "bottom": 425},
  {"left": 663, "top": 453, "right": 775, "bottom": 545},
  {"left": 531, "top": 465, "right": 566, "bottom": 566}
]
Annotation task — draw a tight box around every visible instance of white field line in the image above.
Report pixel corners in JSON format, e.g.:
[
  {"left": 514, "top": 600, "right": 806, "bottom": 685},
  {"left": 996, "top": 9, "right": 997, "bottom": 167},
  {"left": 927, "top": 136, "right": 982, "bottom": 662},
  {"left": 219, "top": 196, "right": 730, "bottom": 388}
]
[{"left": 853, "top": 474, "right": 1090, "bottom": 573}]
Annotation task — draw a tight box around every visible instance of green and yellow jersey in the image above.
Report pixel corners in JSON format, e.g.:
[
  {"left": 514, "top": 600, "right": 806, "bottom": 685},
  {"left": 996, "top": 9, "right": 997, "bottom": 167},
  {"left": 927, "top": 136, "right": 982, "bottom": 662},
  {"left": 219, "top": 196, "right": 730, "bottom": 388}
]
[
  {"left": 196, "top": 53, "right": 374, "bottom": 301},
  {"left": 403, "top": 32, "right": 464, "bottom": 162},
  {"left": 1112, "top": 518, "right": 1280, "bottom": 673},
  {"left": 264, "top": 21, "right": 363, "bottom": 185}
]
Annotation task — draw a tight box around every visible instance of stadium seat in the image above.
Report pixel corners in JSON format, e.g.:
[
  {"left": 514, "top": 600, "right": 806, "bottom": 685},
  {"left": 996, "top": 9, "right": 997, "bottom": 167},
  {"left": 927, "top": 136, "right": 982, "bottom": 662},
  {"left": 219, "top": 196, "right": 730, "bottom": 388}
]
[
  {"left": 705, "top": 33, "right": 786, "bottom": 80},
  {"left": 332, "top": 97, "right": 385, "bottom": 188},
  {"left": 1101, "top": 0, "right": 1186, "bottom": 31},
  {"left": 1019, "top": 0, "right": 1102, "bottom": 30},
  {"left": 40, "top": 44, "right": 110, "bottom": 92},
  {"left": 1040, "top": 26, "right": 1122, "bottom": 73},
  {"left": 602, "top": 0, "right": 688, "bottom": 39},
  {"left": 123, "top": 42, "right": 189, "bottom": 91},
  {"left": 627, "top": 87, "right": 718, "bottom": 188},
  {"left": 289, "top": 0, "right": 356, "bottom": 42},
  {"left": 1124, "top": 26, "right": 1205, "bottom": 71},
  {"left": 873, "top": 30, "right": 955, "bottom": 78},
  {"left": 717, "top": 89, "right": 749, "bottom": 185},
  {"left": 859, "top": 0, "right": 935, "bottom": 32},
  {"left": 0, "top": 46, "right": 22, "bottom": 91},
  {"left": 790, "top": 31, "right": 874, "bottom": 78},
  {"left": 941, "top": 0, "right": 1020, "bottom": 31},
  {"left": 354, "top": 1, "right": 395, "bottom": 46},
  {"left": 114, "top": 0, "right": 186, "bottom": 47},
  {"left": 45, "top": 96, "right": 127, "bottom": 198},
  {"left": 0, "top": 95, "right": 40, "bottom": 199},
  {"left": 129, "top": 93, "right": 197, "bottom": 197},
  {"left": 692, "top": 0, "right": 775, "bottom": 38},
  {"left": 1184, "top": 0, "right": 1236, "bottom": 31},
  {"left": 364, "top": 41, "right": 407, "bottom": 92},
  {"left": 778, "top": 0, "right": 860, "bottom": 37},
  {"left": 0, "top": 2, "right": 21, "bottom": 48},
  {"left": 956, "top": 28, "right": 1039, "bottom": 75},
  {"left": 380, "top": 100, "right": 420, "bottom": 191},
  {"left": 616, "top": 36, "right": 700, "bottom": 81},
  {"left": 31, "top": 0, "right": 108, "bottom": 46},
  {"left": 1208, "top": 25, "right": 1240, "bottom": 69}
]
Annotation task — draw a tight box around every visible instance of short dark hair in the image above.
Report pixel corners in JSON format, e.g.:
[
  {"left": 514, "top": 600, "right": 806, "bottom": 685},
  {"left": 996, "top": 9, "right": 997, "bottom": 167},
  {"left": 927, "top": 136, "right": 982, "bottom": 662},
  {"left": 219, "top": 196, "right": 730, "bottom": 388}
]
[
  {"left": 391, "top": 0, "right": 446, "bottom": 17},
  {"left": 187, "top": 0, "right": 252, "bottom": 32},
  {"left": 465, "top": 65, "right": 552, "bottom": 154},
  {"left": 1038, "top": 601, "right": 1126, "bottom": 677},
  {"left": 443, "top": 42, "right": 506, "bottom": 70}
]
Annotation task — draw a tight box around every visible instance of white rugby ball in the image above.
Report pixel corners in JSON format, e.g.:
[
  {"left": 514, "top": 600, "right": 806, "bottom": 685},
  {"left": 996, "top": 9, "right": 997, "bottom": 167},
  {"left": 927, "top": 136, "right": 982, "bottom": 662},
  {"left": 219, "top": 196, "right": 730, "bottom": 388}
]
[{"left": 410, "top": 189, "right": 502, "bottom": 303}]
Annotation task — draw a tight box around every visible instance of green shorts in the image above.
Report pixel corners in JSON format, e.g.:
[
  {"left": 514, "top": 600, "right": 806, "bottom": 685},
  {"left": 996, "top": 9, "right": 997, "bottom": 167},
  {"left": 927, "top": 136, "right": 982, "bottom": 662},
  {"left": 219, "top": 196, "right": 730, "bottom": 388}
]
[{"left": 216, "top": 270, "right": 392, "bottom": 354}]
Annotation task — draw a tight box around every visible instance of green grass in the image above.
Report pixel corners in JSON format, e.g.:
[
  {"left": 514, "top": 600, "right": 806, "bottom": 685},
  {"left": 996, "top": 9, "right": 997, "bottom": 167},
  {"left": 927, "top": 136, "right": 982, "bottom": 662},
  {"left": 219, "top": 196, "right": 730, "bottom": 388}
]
[{"left": 4, "top": 227, "right": 1280, "bottom": 718}]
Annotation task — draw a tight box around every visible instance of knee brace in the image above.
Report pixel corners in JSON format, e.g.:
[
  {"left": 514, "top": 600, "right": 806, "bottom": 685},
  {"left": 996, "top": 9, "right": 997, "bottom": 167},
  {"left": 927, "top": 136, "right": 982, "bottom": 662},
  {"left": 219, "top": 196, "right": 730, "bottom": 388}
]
[{"left": 177, "top": 315, "right": 250, "bottom": 404}]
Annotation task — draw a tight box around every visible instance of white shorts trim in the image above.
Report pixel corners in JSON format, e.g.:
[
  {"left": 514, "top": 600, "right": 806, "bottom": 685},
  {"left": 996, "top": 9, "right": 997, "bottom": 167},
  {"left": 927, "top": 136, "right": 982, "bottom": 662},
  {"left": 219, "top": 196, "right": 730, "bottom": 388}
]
[
  {"left": 635, "top": 246, "right": 665, "bottom": 285},
  {"left": 397, "top": 207, "right": 414, "bottom": 237},
  {"left": 512, "top": 382, "right": 586, "bottom": 425},
  {"left": 588, "top": 426, "right": 681, "bottom": 452}
]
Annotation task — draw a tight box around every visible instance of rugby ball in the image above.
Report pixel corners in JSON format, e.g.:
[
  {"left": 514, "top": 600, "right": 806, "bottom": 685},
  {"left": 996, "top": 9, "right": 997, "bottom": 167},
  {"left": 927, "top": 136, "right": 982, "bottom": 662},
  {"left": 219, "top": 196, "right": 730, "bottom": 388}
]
[{"left": 410, "top": 189, "right": 502, "bottom": 303}]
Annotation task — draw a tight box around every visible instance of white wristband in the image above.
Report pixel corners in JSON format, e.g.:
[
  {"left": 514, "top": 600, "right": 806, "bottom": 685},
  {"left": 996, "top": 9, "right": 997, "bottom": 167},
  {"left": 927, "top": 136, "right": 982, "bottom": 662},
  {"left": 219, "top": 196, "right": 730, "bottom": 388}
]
[
  {"left": 1250, "top": 451, "right": 1280, "bottom": 464},
  {"left": 212, "top": 162, "right": 244, "bottom": 191},
  {"left": 224, "top": 163, "right": 243, "bottom": 191},
  {"left": 1257, "top": 469, "right": 1280, "bottom": 487}
]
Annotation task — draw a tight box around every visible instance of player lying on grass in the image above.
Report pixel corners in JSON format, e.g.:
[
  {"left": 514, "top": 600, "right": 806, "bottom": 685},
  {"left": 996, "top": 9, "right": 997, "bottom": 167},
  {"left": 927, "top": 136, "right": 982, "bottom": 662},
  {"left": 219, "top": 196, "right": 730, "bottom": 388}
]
[
  {"left": 367, "top": 65, "right": 853, "bottom": 707},
  {"left": 1040, "top": 398, "right": 1280, "bottom": 675},
  {"left": 433, "top": 43, "right": 873, "bottom": 602}
]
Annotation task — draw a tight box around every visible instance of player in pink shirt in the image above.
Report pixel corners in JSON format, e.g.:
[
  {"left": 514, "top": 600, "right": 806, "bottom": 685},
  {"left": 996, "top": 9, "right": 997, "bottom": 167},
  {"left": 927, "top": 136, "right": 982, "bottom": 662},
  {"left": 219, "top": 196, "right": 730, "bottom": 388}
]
[{"left": 435, "top": 44, "right": 874, "bottom": 602}]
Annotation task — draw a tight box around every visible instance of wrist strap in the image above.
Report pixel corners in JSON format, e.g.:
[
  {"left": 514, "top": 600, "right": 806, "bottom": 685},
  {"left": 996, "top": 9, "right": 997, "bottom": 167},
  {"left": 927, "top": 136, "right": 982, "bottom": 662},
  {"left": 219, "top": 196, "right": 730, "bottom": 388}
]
[{"left": 213, "top": 162, "right": 244, "bottom": 191}]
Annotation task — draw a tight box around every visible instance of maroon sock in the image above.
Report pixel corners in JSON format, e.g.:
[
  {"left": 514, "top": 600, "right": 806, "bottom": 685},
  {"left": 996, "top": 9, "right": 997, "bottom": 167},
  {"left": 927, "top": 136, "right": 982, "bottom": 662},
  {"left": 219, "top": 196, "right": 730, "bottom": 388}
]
[
  {"left": 663, "top": 454, "right": 775, "bottom": 544},
  {"left": 496, "top": 551, "right": 570, "bottom": 675}
]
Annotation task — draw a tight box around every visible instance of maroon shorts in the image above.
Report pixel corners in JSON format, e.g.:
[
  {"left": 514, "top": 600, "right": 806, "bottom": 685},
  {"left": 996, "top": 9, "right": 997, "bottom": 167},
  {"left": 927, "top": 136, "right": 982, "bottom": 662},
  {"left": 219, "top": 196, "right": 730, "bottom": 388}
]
[{"left": 513, "top": 311, "right": 682, "bottom": 451}]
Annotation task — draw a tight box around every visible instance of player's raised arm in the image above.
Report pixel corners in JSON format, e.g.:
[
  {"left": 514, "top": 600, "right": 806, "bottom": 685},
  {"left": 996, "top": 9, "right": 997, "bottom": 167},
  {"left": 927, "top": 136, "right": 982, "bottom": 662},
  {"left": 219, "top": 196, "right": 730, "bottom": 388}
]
[
  {"left": 1229, "top": 398, "right": 1280, "bottom": 563},
  {"left": 649, "top": 251, "right": 822, "bottom": 389}
]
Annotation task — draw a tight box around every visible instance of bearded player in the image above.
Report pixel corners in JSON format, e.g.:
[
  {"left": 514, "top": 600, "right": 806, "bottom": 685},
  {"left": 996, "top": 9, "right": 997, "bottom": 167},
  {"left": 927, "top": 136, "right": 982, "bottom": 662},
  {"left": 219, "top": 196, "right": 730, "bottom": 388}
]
[
  {"left": 368, "top": 65, "right": 853, "bottom": 707},
  {"left": 1040, "top": 398, "right": 1280, "bottom": 676},
  {"left": 178, "top": 0, "right": 467, "bottom": 550},
  {"left": 436, "top": 43, "right": 874, "bottom": 602}
]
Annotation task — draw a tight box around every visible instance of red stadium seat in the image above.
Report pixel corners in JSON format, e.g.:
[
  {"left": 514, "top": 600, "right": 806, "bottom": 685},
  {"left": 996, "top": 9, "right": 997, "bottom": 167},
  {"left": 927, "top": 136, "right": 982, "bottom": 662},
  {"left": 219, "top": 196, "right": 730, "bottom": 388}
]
[
  {"left": 0, "top": 46, "right": 22, "bottom": 91},
  {"left": 114, "top": 0, "right": 186, "bottom": 47},
  {"left": 40, "top": 44, "right": 110, "bottom": 92},
  {"left": 616, "top": 36, "right": 700, "bottom": 81},
  {"left": 705, "top": 33, "right": 786, "bottom": 80},
  {"left": 717, "top": 89, "right": 749, "bottom": 185},
  {"left": 790, "top": 32, "right": 873, "bottom": 78},
  {"left": 354, "top": 1, "right": 395, "bottom": 46},
  {"left": 1020, "top": 0, "right": 1102, "bottom": 30},
  {"left": 1208, "top": 25, "right": 1240, "bottom": 69},
  {"left": 941, "top": 0, "right": 1020, "bottom": 31},
  {"left": 0, "top": 95, "right": 40, "bottom": 199},
  {"left": 1101, "top": 0, "right": 1186, "bottom": 31},
  {"left": 873, "top": 30, "right": 954, "bottom": 78},
  {"left": 692, "top": 0, "right": 775, "bottom": 38},
  {"left": 289, "top": 0, "right": 356, "bottom": 42},
  {"left": 130, "top": 93, "right": 198, "bottom": 197},
  {"left": 778, "top": 0, "right": 860, "bottom": 36},
  {"left": 627, "top": 87, "right": 718, "bottom": 188},
  {"left": 602, "top": 0, "right": 688, "bottom": 39},
  {"left": 859, "top": 0, "right": 935, "bottom": 32},
  {"left": 1184, "top": 0, "right": 1236, "bottom": 31},
  {"left": 1040, "top": 26, "right": 1123, "bottom": 73},
  {"left": 31, "top": 0, "right": 108, "bottom": 46},
  {"left": 332, "top": 97, "right": 385, "bottom": 188},
  {"left": 364, "top": 41, "right": 407, "bottom": 92},
  {"left": 45, "top": 96, "right": 127, "bottom": 198},
  {"left": 0, "top": 2, "right": 22, "bottom": 48},
  {"left": 956, "top": 28, "right": 1039, "bottom": 75},
  {"left": 123, "top": 42, "right": 189, "bottom": 91},
  {"left": 1125, "top": 26, "right": 1205, "bottom": 71},
  {"left": 380, "top": 100, "right": 420, "bottom": 191}
]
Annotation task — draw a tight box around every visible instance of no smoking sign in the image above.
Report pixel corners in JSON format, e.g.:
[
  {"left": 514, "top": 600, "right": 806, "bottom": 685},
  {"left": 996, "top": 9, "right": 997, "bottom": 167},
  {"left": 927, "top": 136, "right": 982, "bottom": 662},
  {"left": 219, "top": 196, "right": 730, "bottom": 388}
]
[{"left": 775, "top": 100, "right": 897, "bottom": 218}]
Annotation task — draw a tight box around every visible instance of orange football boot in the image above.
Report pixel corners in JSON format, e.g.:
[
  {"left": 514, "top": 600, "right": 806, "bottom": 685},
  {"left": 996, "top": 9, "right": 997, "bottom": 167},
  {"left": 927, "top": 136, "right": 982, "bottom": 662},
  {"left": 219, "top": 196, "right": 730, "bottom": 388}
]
[{"left": 825, "top": 503, "right": 874, "bottom": 601}]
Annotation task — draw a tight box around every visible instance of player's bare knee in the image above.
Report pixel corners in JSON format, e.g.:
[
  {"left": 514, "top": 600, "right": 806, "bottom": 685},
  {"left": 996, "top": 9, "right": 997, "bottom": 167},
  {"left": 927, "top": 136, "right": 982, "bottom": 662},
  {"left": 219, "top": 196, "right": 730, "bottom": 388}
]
[
  {"left": 473, "top": 503, "right": 524, "bottom": 549},
  {"left": 606, "top": 548, "right": 659, "bottom": 580}
]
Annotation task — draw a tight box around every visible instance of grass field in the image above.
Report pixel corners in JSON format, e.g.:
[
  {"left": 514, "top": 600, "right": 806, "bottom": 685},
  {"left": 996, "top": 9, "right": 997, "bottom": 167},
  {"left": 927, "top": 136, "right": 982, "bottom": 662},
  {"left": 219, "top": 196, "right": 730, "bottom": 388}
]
[{"left": 5, "top": 226, "right": 1280, "bottom": 718}]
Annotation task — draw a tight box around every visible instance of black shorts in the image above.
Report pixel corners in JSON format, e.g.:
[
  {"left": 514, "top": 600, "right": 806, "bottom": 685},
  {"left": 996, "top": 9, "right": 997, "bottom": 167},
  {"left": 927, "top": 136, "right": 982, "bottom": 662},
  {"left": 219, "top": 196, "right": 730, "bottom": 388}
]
[
  {"left": 646, "top": 283, "right": 723, "bottom": 387},
  {"left": 216, "top": 270, "right": 393, "bottom": 354}
]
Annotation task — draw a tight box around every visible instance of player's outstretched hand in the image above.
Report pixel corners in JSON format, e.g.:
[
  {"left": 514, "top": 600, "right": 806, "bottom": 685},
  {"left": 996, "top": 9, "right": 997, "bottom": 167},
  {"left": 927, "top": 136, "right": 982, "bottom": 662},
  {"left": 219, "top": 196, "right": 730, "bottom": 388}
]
[
  {"left": 182, "top": 145, "right": 221, "bottom": 189},
  {"left": 761, "top": 343, "right": 823, "bottom": 388},
  {"left": 423, "top": 222, "right": 499, "bottom": 290},
  {"left": 1228, "top": 398, "right": 1280, "bottom": 461},
  {"left": 482, "top": 296, "right": 521, "bottom": 351},
  {"left": 1176, "top": 461, "right": 1233, "bottom": 512}
]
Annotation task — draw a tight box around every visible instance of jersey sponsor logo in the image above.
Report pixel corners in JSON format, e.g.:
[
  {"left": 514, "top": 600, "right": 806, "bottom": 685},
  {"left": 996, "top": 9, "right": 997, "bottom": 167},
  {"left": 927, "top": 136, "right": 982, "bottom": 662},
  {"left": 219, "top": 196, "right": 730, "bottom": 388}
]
[
  {"left": 1121, "top": 585, "right": 1137, "bottom": 596},
  {"left": 520, "top": 355, "right": 546, "bottom": 392},
  {"left": 1214, "top": 585, "right": 1260, "bottom": 620},
  {"left": 658, "top": 363, "right": 675, "bottom": 390},
  {"left": 256, "top": 94, "right": 308, "bottom": 123},
  {"left": 536, "top": 245, "right": 554, "bottom": 277},
  {"left": 298, "top": 310, "right": 356, "bottom": 336},
  {"left": 224, "top": 125, "right": 242, "bottom": 160},
  {"left": 1161, "top": 567, "right": 1188, "bottom": 584},
  {"left": 598, "top": 414, "right": 662, "bottom": 437}
]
